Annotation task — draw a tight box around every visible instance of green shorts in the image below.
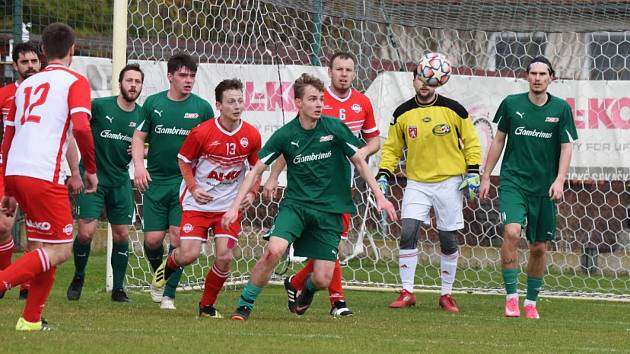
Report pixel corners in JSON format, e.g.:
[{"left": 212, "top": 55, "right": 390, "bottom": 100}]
[
  {"left": 268, "top": 203, "right": 342, "bottom": 261},
  {"left": 499, "top": 185, "right": 557, "bottom": 244},
  {"left": 142, "top": 182, "right": 182, "bottom": 232},
  {"left": 76, "top": 180, "right": 134, "bottom": 225}
]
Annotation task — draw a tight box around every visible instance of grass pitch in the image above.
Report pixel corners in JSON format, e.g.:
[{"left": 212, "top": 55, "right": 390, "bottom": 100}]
[{"left": 0, "top": 253, "right": 629, "bottom": 353}]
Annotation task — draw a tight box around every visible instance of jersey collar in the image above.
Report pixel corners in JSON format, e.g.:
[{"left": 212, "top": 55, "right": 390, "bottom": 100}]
[
  {"left": 326, "top": 86, "right": 353, "bottom": 103},
  {"left": 215, "top": 116, "right": 243, "bottom": 136}
]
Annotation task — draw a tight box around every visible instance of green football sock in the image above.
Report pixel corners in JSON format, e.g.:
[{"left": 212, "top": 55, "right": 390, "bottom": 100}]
[
  {"left": 111, "top": 241, "right": 129, "bottom": 290},
  {"left": 502, "top": 268, "right": 519, "bottom": 295},
  {"left": 163, "top": 245, "right": 182, "bottom": 299},
  {"left": 73, "top": 237, "right": 92, "bottom": 278},
  {"left": 143, "top": 242, "right": 164, "bottom": 273},
  {"left": 526, "top": 276, "right": 543, "bottom": 302},
  {"left": 238, "top": 281, "right": 263, "bottom": 310}
]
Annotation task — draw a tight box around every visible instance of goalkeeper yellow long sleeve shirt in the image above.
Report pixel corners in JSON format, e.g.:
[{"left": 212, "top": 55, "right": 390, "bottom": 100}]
[{"left": 379, "top": 94, "right": 481, "bottom": 183}]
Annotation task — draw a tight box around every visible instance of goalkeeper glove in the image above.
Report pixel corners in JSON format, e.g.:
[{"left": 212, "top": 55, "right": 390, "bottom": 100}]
[
  {"left": 376, "top": 172, "right": 389, "bottom": 197},
  {"left": 458, "top": 173, "right": 480, "bottom": 201}
]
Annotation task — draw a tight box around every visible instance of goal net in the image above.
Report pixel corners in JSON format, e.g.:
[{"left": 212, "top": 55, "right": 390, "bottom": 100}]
[{"left": 117, "top": 0, "right": 630, "bottom": 299}]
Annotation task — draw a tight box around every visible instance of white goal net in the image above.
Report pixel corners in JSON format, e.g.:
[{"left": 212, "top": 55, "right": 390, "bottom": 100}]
[{"left": 119, "top": 0, "right": 630, "bottom": 300}]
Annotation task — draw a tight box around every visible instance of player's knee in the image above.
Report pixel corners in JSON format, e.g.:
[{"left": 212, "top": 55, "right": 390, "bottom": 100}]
[
  {"left": 311, "top": 271, "right": 331, "bottom": 289},
  {"left": 529, "top": 242, "right": 546, "bottom": 259},
  {"left": 438, "top": 230, "right": 459, "bottom": 255},
  {"left": 503, "top": 224, "right": 521, "bottom": 244},
  {"left": 0, "top": 218, "right": 14, "bottom": 237},
  {"left": 76, "top": 232, "right": 93, "bottom": 245},
  {"left": 215, "top": 250, "right": 234, "bottom": 269},
  {"left": 178, "top": 249, "right": 199, "bottom": 266},
  {"left": 144, "top": 238, "right": 162, "bottom": 250},
  {"left": 111, "top": 230, "right": 129, "bottom": 243},
  {"left": 400, "top": 218, "right": 420, "bottom": 250},
  {"left": 262, "top": 246, "right": 284, "bottom": 265},
  {"left": 0, "top": 229, "right": 12, "bottom": 243}
]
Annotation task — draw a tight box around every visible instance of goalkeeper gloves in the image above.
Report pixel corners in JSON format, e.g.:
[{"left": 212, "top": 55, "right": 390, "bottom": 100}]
[
  {"left": 376, "top": 171, "right": 390, "bottom": 197},
  {"left": 458, "top": 173, "right": 480, "bottom": 201}
]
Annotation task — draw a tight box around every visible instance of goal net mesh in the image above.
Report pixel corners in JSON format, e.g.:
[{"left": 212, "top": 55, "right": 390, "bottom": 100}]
[{"left": 121, "top": 0, "right": 630, "bottom": 299}]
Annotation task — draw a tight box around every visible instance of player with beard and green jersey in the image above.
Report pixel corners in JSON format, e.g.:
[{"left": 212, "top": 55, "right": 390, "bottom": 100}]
[
  {"left": 222, "top": 73, "right": 397, "bottom": 321},
  {"left": 66, "top": 64, "right": 144, "bottom": 302},
  {"left": 480, "top": 57, "right": 578, "bottom": 319},
  {"left": 131, "top": 53, "right": 214, "bottom": 310}
]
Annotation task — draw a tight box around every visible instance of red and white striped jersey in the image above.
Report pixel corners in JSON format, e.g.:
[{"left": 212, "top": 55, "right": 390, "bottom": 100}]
[
  {"left": 178, "top": 118, "right": 261, "bottom": 212},
  {"left": 0, "top": 82, "right": 17, "bottom": 122},
  {"left": 323, "top": 87, "right": 380, "bottom": 139},
  {"left": 5, "top": 65, "right": 91, "bottom": 184}
]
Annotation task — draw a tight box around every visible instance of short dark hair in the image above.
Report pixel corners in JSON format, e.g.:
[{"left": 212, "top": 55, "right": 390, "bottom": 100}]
[
  {"left": 167, "top": 53, "right": 197, "bottom": 74},
  {"left": 293, "top": 73, "right": 325, "bottom": 99},
  {"left": 526, "top": 56, "right": 555, "bottom": 77},
  {"left": 118, "top": 63, "right": 144, "bottom": 83},
  {"left": 12, "top": 41, "right": 40, "bottom": 63},
  {"left": 328, "top": 52, "right": 356, "bottom": 69},
  {"left": 42, "top": 22, "right": 75, "bottom": 60},
  {"left": 215, "top": 78, "right": 243, "bottom": 102}
]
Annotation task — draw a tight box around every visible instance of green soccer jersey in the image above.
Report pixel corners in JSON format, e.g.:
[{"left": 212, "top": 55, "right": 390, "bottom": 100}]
[
  {"left": 138, "top": 91, "right": 214, "bottom": 184},
  {"left": 85, "top": 96, "right": 141, "bottom": 186},
  {"left": 494, "top": 92, "right": 578, "bottom": 196},
  {"left": 259, "top": 115, "right": 363, "bottom": 214}
]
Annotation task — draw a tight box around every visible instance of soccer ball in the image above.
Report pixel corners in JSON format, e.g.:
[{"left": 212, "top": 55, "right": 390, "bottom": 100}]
[{"left": 416, "top": 52, "right": 451, "bottom": 87}]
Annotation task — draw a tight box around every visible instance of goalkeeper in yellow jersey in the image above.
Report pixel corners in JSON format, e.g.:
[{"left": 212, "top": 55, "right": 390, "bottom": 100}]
[{"left": 377, "top": 63, "right": 481, "bottom": 313}]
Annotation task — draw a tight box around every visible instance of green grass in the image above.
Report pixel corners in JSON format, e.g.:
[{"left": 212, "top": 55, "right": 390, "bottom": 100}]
[{"left": 1, "top": 253, "right": 629, "bottom": 353}]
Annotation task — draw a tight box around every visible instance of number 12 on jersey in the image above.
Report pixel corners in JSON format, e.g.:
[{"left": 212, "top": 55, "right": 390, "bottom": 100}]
[{"left": 20, "top": 83, "right": 51, "bottom": 125}]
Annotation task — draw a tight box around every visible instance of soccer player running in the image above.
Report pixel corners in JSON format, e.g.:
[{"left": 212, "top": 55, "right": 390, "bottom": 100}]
[
  {"left": 132, "top": 53, "right": 214, "bottom": 310},
  {"left": 479, "top": 57, "right": 577, "bottom": 319},
  {"left": 378, "top": 59, "right": 481, "bottom": 313},
  {"left": 151, "top": 79, "right": 261, "bottom": 318},
  {"left": 0, "top": 23, "right": 97, "bottom": 331},
  {"left": 0, "top": 41, "right": 42, "bottom": 300},
  {"left": 66, "top": 64, "right": 144, "bottom": 302},
  {"left": 224, "top": 73, "right": 396, "bottom": 321},
  {"left": 264, "top": 52, "right": 380, "bottom": 317}
]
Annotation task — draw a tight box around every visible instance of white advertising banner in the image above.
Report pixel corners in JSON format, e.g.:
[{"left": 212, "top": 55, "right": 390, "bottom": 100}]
[{"left": 71, "top": 57, "right": 630, "bottom": 180}]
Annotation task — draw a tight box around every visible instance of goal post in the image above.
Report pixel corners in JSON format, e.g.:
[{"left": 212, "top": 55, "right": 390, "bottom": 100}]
[{"left": 102, "top": 0, "right": 630, "bottom": 300}]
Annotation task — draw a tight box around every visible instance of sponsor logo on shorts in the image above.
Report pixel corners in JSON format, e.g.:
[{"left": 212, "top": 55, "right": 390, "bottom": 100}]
[
  {"left": 63, "top": 224, "right": 73, "bottom": 235},
  {"left": 432, "top": 124, "right": 451, "bottom": 136},
  {"left": 545, "top": 116, "right": 559, "bottom": 123},
  {"left": 408, "top": 126, "right": 418, "bottom": 139},
  {"left": 182, "top": 223, "right": 194, "bottom": 233},
  {"left": 351, "top": 103, "right": 361, "bottom": 113},
  {"left": 319, "top": 135, "right": 333, "bottom": 142},
  {"left": 240, "top": 137, "right": 249, "bottom": 148},
  {"left": 184, "top": 112, "right": 199, "bottom": 119},
  {"left": 26, "top": 219, "right": 51, "bottom": 231}
]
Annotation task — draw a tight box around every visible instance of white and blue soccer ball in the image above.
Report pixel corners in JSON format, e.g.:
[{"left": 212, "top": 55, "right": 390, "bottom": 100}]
[{"left": 417, "top": 52, "right": 452, "bottom": 87}]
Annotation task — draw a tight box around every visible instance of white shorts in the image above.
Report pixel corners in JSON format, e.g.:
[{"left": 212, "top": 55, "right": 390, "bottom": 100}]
[{"left": 401, "top": 176, "right": 464, "bottom": 231}]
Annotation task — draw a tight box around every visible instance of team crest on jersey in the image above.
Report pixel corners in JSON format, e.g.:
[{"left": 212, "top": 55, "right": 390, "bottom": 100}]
[
  {"left": 408, "top": 126, "right": 418, "bottom": 139},
  {"left": 422, "top": 116, "right": 431, "bottom": 123},
  {"left": 545, "top": 116, "right": 560, "bottom": 123},
  {"left": 432, "top": 124, "right": 451, "bottom": 136},
  {"left": 351, "top": 103, "right": 362, "bottom": 113},
  {"left": 319, "top": 135, "right": 333, "bottom": 142},
  {"left": 240, "top": 137, "right": 249, "bottom": 148},
  {"left": 182, "top": 223, "right": 194, "bottom": 233},
  {"left": 184, "top": 112, "right": 199, "bottom": 119}
]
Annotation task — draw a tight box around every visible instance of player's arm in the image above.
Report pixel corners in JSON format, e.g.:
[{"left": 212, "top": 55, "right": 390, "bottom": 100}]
[
  {"left": 350, "top": 152, "right": 397, "bottom": 222},
  {"left": 548, "top": 143, "right": 572, "bottom": 201},
  {"left": 70, "top": 112, "right": 97, "bottom": 193},
  {"left": 221, "top": 160, "right": 268, "bottom": 229},
  {"left": 377, "top": 119, "right": 405, "bottom": 179},
  {"left": 0, "top": 104, "right": 17, "bottom": 216},
  {"left": 479, "top": 130, "right": 506, "bottom": 200},
  {"left": 65, "top": 136, "right": 84, "bottom": 195},
  {"left": 457, "top": 115, "right": 482, "bottom": 200},
  {"left": 262, "top": 154, "right": 285, "bottom": 200},
  {"left": 131, "top": 129, "right": 150, "bottom": 192}
]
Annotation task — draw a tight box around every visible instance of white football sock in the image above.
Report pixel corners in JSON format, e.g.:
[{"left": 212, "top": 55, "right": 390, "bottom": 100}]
[
  {"left": 524, "top": 299, "right": 536, "bottom": 307},
  {"left": 399, "top": 249, "right": 418, "bottom": 292},
  {"left": 440, "top": 251, "right": 458, "bottom": 295}
]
